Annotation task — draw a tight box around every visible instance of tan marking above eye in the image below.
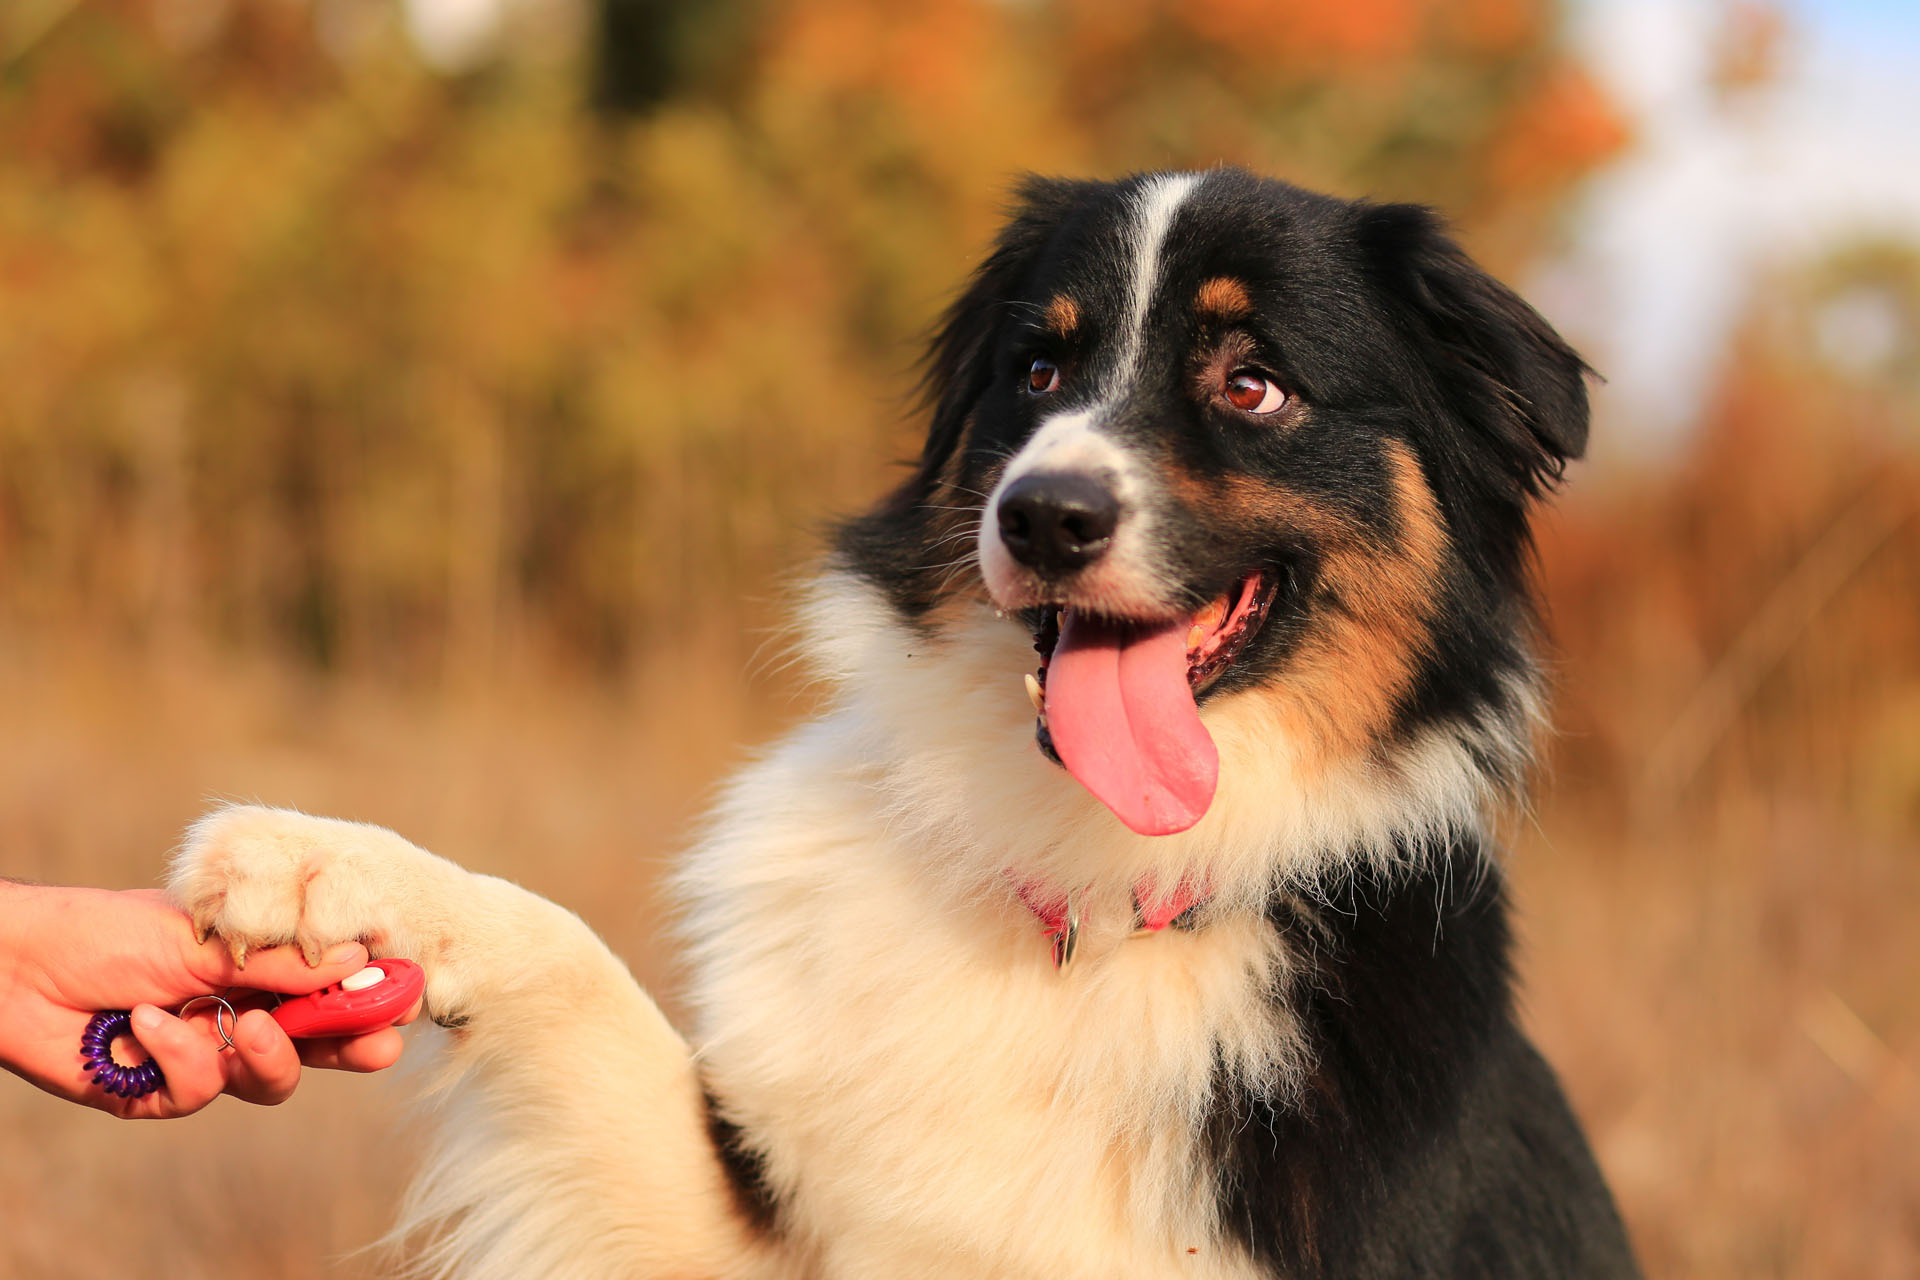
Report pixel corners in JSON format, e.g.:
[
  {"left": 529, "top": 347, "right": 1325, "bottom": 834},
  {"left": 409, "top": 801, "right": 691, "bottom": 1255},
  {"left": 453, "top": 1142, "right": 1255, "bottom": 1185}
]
[
  {"left": 1042, "top": 295, "right": 1080, "bottom": 336},
  {"left": 1194, "top": 277, "right": 1253, "bottom": 321}
]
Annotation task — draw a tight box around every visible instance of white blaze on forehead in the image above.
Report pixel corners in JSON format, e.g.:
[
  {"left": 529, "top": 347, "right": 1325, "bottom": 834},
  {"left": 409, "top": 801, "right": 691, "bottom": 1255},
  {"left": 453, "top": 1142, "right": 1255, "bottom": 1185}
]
[
  {"left": 1114, "top": 171, "right": 1203, "bottom": 395},
  {"left": 994, "top": 171, "right": 1205, "bottom": 492}
]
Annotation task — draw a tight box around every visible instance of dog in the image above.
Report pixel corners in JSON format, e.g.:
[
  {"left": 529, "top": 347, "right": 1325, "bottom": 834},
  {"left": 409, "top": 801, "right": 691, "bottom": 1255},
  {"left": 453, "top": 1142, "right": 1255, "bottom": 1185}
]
[{"left": 169, "top": 168, "right": 1640, "bottom": 1278}]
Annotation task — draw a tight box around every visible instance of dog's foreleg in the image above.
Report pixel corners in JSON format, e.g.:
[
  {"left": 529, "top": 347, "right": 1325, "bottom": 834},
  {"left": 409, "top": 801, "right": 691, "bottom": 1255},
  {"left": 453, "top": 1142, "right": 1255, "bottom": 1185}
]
[{"left": 170, "top": 804, "right": 775, "bottom": 1280}]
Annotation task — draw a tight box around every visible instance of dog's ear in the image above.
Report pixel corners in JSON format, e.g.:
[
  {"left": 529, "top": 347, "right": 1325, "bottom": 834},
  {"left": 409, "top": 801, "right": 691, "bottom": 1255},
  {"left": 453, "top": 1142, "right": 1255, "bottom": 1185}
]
[
  {"left": 1357, "top": 202, "right": 1591, "bottom": 495},
  {"left": 914, "top": 176, "right": 1087, "bottom": 479}
]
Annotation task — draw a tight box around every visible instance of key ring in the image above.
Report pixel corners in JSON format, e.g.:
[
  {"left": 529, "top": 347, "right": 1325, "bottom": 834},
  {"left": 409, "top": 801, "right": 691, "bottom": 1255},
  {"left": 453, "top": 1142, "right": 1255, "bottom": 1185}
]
[
  {"left": 81, "top": 994, "right": 240, "bottom": 1100},
  {"left": 177, "top": 995, "right": 241, "bottom": 1050}
]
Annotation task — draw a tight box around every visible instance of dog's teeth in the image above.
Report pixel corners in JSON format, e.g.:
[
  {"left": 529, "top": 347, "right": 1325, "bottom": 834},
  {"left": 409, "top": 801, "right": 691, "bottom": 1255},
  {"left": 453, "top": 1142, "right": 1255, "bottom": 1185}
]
[{"left": 1024, "top": 672, "right": 1045, "bottom": 715}]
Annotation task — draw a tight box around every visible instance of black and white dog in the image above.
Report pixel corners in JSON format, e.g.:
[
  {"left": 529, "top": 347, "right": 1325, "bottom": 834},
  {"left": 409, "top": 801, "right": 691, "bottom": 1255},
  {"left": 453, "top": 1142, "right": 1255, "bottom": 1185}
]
[{"left": 172, "top": 169, "right": 1641, "bottom": 1279}]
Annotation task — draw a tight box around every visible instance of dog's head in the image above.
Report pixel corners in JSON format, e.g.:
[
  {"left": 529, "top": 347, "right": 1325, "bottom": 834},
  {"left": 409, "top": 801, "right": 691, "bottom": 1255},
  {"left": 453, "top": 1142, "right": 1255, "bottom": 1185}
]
[{"left": 837, "top": 169, "right": 1589, "bottom": 839}]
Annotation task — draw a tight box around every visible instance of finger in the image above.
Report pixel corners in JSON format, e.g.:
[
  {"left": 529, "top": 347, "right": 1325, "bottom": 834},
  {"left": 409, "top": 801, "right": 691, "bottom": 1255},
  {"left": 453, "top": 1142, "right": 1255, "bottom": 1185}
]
[
  {"left": 295, "top": 1027, "right": 405, "bottom": 1073},
  {"left": 222, "top": 1008, "right": 303, "bottom": 1106},
  {"left": 394, "top": 994, "right": 425, "bottom": 1027},
  {"left": 193, "top": 938, "right": 369, "bottom": 995},
  {"left": 128, "top": 1004, "right": 226, "bottom": 1118}
]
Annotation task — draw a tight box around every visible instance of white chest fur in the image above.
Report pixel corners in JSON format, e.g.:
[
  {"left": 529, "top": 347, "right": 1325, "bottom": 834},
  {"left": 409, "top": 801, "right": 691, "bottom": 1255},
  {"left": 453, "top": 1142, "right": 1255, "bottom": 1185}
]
[{"left": 681, "top": 720, "right": 1293, "bottom": 1280}]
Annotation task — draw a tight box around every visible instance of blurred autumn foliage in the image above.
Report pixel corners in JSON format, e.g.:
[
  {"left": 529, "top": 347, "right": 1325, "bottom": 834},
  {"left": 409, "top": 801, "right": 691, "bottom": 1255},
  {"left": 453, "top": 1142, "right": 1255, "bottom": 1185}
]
[
  {"left": 3, "top": 1, "right": 1919, "bottom": 1278},
  {"left": 1548, "top": 295, "right": 1920, "bottom": 833},
  {"left": 0, "top": 0, "right": 1623, "bottom": 678}
]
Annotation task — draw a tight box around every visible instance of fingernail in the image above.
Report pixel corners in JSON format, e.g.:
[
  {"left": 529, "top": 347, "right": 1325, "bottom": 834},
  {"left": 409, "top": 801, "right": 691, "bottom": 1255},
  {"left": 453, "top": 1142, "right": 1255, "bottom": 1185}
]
[
  {"left": 321, "top": 941, "right": 362, "bottom": 965},
  {"left": 131, "top": 1006, "right": 164, "bottom": 1032}
]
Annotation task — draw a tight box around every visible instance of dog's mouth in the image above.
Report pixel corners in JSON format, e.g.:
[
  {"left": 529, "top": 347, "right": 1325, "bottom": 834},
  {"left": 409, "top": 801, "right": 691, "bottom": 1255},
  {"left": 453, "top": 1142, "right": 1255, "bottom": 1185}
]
[{"left": 1024, "top": 571, "right": 1277, "bottom": 836}]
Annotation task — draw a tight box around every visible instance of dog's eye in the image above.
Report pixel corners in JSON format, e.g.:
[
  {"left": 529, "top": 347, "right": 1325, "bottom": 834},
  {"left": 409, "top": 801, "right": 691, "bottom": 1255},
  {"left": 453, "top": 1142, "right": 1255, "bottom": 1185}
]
[
  {"left": 1223, "top": 371, "right": 1287, "bottom": 415},
  {"left": 1028, "top": 357, "right": 1062, "bottom": 395}
]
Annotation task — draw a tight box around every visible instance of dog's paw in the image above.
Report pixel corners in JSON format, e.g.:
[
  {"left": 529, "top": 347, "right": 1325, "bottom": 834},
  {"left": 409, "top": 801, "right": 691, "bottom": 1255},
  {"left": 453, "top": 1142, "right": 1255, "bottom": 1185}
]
[{"left": 170, "top": 803, "right": 455, "bottom": 974}]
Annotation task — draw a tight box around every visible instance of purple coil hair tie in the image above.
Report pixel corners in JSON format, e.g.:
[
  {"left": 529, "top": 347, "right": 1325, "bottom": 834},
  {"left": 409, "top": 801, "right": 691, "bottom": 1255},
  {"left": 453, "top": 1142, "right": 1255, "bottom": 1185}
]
[
  {"left": 80, "top": 1010, "right": 165, "bottom": 1099},
  {"left": 81, "top": 995, "right": 236, "bottom": 1100}
]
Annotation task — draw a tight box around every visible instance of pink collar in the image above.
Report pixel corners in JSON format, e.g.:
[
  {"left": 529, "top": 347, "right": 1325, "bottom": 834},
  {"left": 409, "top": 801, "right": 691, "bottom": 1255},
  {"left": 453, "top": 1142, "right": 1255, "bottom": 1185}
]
[{"left": 1010, "top": 873, "right": 1209, "bottom": 970}]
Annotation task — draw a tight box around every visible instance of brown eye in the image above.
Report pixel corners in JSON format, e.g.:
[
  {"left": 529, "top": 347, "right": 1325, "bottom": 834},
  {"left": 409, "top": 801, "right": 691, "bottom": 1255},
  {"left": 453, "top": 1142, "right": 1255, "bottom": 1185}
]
[
  {"left": 1028, "top": 357, "right": 1061, "bottom": 395},
  {"left": 1224, "top": 370, "right": 1287, "bottom": 415}
]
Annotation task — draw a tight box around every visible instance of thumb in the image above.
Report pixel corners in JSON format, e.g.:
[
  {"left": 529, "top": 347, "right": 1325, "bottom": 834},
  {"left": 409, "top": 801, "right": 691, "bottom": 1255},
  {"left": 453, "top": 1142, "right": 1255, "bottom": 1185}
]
[{"left": 127, "top": 1004, "right": 225, "bottom": 1117}]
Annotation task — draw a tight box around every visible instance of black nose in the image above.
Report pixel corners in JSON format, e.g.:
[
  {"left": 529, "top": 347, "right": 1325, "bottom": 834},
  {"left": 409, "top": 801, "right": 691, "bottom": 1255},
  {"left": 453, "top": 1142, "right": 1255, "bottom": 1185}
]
[{"left": 996, "top": 472, "right": 1121, "bottom": 576}]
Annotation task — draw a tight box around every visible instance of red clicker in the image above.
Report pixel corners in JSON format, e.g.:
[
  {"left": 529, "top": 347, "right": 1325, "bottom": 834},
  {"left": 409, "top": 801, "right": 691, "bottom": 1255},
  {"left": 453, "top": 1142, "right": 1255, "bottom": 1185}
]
[{"left": 270, "top": 957, "right": 425, "bottom": 1038}]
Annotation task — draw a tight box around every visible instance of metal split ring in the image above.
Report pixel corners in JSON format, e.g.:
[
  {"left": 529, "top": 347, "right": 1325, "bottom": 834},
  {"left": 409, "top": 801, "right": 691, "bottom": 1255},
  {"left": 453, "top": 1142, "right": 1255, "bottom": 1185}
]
[{"left": 176, "top": 994, "right": 240, "bottom": 1052}]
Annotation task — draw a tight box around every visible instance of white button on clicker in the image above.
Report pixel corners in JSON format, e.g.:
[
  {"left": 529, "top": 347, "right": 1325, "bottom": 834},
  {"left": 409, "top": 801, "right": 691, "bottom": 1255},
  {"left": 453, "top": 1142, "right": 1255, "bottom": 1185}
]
[{"left": 340, "top": 966, "right": 386, "bottom": 992}]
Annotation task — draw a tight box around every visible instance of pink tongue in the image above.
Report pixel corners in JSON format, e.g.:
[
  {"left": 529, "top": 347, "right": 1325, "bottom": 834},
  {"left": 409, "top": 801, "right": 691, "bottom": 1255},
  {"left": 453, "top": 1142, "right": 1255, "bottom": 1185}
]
[{"left": 1044, "top": 609, "right": 1219, "bottom": 836}]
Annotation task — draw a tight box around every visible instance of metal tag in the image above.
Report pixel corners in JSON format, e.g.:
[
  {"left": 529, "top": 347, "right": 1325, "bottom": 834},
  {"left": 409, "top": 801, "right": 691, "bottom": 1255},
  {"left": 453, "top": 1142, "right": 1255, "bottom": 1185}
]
[{"left": 1051, "top": 895, "right": 1081, "bottom": 971}]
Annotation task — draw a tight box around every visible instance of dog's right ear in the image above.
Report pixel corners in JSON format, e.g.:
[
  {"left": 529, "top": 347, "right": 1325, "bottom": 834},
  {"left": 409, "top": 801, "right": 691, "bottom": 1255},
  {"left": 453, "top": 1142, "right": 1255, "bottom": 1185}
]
[{"left": 914, "top": 176, "right": 1087, "bottom": 481}]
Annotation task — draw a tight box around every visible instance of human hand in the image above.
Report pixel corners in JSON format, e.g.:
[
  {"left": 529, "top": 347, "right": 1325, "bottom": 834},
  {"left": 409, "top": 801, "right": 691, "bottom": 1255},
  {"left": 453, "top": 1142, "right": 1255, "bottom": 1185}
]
[{"left": 0, "top": 882, "right": 419, "bottom": 1118}]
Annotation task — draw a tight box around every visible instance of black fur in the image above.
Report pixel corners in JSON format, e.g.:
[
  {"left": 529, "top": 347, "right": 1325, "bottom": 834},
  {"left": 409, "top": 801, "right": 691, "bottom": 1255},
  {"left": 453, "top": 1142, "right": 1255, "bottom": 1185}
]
[
  {"left": 837, "top": 176, "right": 1101, "bottom": 625},
  {"left": 1211, "top": 842, "right": 1637, "bottom": 1278},
  {"left": 702, "top": 1086, "right": 782, "bottom": 1236}
]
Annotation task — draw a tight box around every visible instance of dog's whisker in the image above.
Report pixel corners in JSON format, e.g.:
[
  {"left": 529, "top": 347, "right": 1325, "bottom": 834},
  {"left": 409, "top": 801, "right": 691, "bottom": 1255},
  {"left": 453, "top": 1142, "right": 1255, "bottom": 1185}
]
[
  {"left": 921, "top": 522, "right": 984, "bottom": 550},
  {"left": 925, "top": 556, "right": 983, "bottom": 581},
  {"left": 924, "top": 526, "right": 982, "bottom": 551}
]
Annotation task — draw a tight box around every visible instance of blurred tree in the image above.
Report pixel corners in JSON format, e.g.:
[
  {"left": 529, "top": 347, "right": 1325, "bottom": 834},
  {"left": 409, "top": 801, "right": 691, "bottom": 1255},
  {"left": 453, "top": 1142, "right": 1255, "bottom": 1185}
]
[
  {"left": 0, "top": 0, "right": 1623, "bottom": 680},
  {"left": 590, "top": 0, "right": 763, "bottom": 115}
]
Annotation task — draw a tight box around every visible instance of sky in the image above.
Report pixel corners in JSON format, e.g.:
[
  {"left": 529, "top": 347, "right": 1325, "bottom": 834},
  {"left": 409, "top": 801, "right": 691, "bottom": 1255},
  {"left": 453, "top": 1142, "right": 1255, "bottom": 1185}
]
[{"left": 1545, "top": 0, "right": 1920, "bottom": 451}]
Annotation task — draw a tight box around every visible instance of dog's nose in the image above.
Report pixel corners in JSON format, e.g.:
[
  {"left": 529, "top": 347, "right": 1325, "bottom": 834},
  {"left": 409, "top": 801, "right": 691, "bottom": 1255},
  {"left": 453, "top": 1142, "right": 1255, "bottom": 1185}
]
[{"left": 996, "top": 472, "right": 1120, "bottom": 576}]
